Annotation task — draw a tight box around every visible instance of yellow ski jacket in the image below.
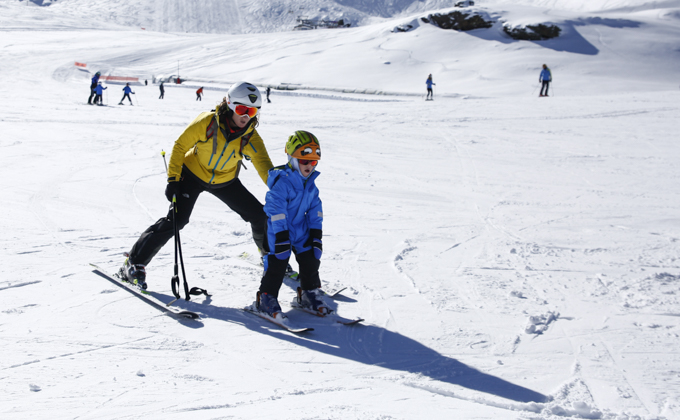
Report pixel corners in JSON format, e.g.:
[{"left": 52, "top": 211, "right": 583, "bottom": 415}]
[{"left": 167, "top": 107, "right": 273, "bottom": 186}]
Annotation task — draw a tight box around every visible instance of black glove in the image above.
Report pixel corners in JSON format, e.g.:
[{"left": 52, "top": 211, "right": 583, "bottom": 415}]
[
  {"left": 165, "top": 181, "right": 180, "bottom": 202},
  {"left": 305, "top": 229, "right": 322, "bottom": 259},
  {"left": 274, "top": 231, "right": 291, "bottom": 260}
]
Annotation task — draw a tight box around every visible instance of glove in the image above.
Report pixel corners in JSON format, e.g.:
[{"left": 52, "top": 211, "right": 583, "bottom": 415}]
[
  {"left": 305, "top": 229, "right": 322, "bottom": 259},
  {"left": 164, "top": 181, "right": 180, "bottom": 202},
  {"left": 274, "top": 231, "right": 291, "bottom": 260}
]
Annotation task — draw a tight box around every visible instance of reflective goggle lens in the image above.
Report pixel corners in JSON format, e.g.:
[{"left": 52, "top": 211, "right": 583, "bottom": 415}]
[
  {"left": 298, "top": 159, "right": 318, "bottom": 166},
  {"left": 232, "top": 104, "right": 259, "bottom": 118}
]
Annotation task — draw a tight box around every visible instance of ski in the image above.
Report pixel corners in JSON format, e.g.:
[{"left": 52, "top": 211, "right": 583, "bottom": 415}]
[
  {"left": 290, "top": 279, "right": 347, "bottom": 299},
  {"left": 289, "top": 300, "right": 364, "bottom": 326},
  {"left": 90, "top": 263, "right": 199, "bottom": 320},
  {"left": 243, "top": 304, "right": 313, "bottom": 333}
]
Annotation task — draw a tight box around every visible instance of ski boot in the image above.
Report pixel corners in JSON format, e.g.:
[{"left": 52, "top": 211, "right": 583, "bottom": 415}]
[
  {"left": 257, "top": 291, "right": 282, "bottom": 318},
  {"left": 296, "top": 287, "right": 331, "bottom": 315},
  {"left": 119, "top": 257, "right": 147, "bottom": 290}
]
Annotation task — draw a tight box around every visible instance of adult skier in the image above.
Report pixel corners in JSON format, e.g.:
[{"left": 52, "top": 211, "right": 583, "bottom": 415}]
[
  {"left": 266, "top": 87, "right": 271, "bottom": 103},
  {"left": 539, "top": 64, "right": 552, "bottom": 97},
  {"left": 87, "top": 71, "right": 101, "bottom": 105},
  {"left": 196, "top": 87, "right": 203, "bottom": 101},
  {"left": 119, "top": 82, "right": 273, "bottom": 289},
  {"left": 93, "top": 82, "right": 107, "bottom": 105},
  {"left": 256, "top": 131, "right": 327, "bottom": 318},
  {"left": 159, "top": 82, "right": 165, "bottom": 99},
  {"left": 426, "top": 74, "right": 435, "bottom": 100},
  {"left": 119, "top": 83, "right": 135, "bottom": 105}
]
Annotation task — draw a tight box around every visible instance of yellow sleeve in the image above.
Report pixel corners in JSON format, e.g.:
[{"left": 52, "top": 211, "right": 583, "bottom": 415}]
[
  {"left": 243, "top": 130, "right": 273, "bottom": 184},
  {"left": 167, "top": 112, "right": 211, "bottom": 182}
]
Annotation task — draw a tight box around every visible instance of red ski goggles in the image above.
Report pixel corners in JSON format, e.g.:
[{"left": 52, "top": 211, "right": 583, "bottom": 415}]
[
  {"left": 298, "top": 159, "right": 318, "bottom": 167},
  {"left": 229, "top": 102, "right": 259, "bottom": 118}
]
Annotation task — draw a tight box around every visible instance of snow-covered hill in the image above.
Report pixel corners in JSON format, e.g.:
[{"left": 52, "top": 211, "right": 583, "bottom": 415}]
[{"left": 1, "top": 0, "right": 680, "bottom": 419}]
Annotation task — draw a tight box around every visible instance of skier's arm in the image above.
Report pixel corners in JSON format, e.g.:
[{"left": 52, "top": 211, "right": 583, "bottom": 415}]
[
  {"left": 265, "top": 178, "right": 290, "bottom": 234},
  {"left": 307, "top": 189, "right": 323, "bottom": 231},
  {"left": 243, "top": 130, "right": 274, "bottom": 184},
  {"left": 265, "top": 177, "right": 292, "bottom": 259},
  {"left": 305, "top": 189, "right": 323, "bottom": 258},
  {"left": 167, "top": 115, "right": 207, "bottom": 182}
]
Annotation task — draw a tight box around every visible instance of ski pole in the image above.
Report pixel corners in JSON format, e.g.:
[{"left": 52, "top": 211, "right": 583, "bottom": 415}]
[
  {"left": 161, "top": 150, "right": 168, "bottom": 172},
  {"left": 167, "top": 194, "right": 210, "bottom": 303},
  {"left": 169, "top": 194, "right": 191, "bottom": 302}
]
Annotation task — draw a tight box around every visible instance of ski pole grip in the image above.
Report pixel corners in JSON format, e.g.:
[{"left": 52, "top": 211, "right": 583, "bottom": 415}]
[{"left": 161, "top": 150, "right": 168, "bottom": 172}]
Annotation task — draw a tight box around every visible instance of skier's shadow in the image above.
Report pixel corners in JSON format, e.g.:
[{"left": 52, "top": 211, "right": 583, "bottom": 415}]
[{"left": 214, "top": 306, "right": 549, "bottom": 404}]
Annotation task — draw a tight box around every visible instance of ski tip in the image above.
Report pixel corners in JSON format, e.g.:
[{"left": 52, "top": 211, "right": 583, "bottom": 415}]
[
  {"left": 337, "top": 318, "right": 364, "bottom": 326},
  {"left": 178, "top": 311, "right": 200, "bottom": 320}
]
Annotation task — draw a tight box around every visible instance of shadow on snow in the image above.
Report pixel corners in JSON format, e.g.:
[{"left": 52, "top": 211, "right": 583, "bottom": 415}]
[{"left": 184, "top": 298, "right": 549, "bottom": 405}]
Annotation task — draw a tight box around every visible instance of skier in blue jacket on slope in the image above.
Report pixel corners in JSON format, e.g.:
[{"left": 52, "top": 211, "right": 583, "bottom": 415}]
[
  {"left": 94, "top": 82, "right": 107, "bottom": 105},
  {"left": 87, "top": 71, "right": 101, "bottom": 105},
  {"left": 539, "top": 64, "right": 552, "bottom": 97},
  {"left": 426, "top": 74, "right": 436, "bottom": 100},
  {"left": 119, "top": 83, "right": 135, "bottom": 105},
  {"left": 256, "top": 130, "right": 328, "bottom": 319}
]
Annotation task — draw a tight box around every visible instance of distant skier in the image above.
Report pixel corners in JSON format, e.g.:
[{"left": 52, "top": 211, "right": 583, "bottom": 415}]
[
  {"left": 119, "top": 83, "right": 135, "bottom": 105},
  {"left": 256, "top": 131, "right": 327, "bottom": 318},
  {"left": 266, "top": 87, "right": 271, "bottom": 103},
  {"left": 539, "top": 64, "right": 552, "bottom": 97},
  {"left": 159, "top": 82, "right": 165, "bottom": 99},
  {"left": 94, "top": 82, "right": 107, "bottom": 105},
  {"left": 196, "top": 87, "right": 203, "bottom": 101},
  {"left": 119, "top": 82, "right": 273, "bottom": 290},
  {"left": 426, "top": 74, "right": 435, "bottom": 100},
  {"left": 87, "top": 71, "right": 101, "bottom": 105}
]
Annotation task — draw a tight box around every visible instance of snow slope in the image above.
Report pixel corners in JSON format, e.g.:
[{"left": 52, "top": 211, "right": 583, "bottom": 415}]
[{"left": 1, "top": 0, "right": 680, "bottom": 419}]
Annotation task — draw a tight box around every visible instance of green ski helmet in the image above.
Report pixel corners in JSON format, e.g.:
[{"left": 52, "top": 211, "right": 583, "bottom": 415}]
[{"left": 285, "top": 130, "right": 321, "bottom": 161}]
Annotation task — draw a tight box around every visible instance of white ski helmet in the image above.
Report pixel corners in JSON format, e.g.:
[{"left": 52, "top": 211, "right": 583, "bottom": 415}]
[{"left": 227, "top": 81, "right": 262, "bottom": 108}]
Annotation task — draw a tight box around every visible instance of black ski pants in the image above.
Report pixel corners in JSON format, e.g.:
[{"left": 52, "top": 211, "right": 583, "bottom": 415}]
[
  {"left": 260, "top": 249, "right": 320, "bottom": 298},
  {"left": 121, "top": 93, "right": 132, "bottom": 104},
  {"left": 540, "top": 81, "right": 550, "bottom": 96},
  {"left": 128, "top": 171, "right": 267, "bottom": 266},
  {"left": 88, "top": 86, "right": 96, "bottom": 104}
]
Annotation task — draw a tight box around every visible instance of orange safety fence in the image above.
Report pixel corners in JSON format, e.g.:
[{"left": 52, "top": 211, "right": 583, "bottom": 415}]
[{"left": 75, "top": 62, "right": 87, "bottom": 67}]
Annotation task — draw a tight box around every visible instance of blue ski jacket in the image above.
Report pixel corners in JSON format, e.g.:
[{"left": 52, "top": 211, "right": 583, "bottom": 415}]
[
  {"left": 90, "top": 74, "right": 100, "bottom": 87},
  {"left": 426, "top": 78, "right": 435, "bottom": 89},
  {"left": 264, "top": 164, "right": 323, "bottom": 254},
  {"left": 94, "top": 84, "right": 107, "bottom": 95},
  {"left": 123, "top": 86, "right": 133, "bottom": 94},
  {"left": 540, "top": 68, "right": 552, "bottom": 82}
]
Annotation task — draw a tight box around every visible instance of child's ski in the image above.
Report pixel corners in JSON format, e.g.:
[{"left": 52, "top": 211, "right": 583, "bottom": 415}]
[
  {"left": 243, "top": 304, "right": 313, "bottom": 333},
  {"left": 289, "top": 300, "right": 363, "bottom": 326}
]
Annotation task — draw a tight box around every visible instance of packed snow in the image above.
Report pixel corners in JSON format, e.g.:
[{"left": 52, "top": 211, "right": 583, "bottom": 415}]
[{"left": 1, "top": 0, "right": 679, "bottom": 419}]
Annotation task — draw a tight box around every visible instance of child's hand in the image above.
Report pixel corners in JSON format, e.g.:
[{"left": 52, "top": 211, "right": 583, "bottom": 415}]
[
  {"left": 305, "top": 229, "right": 322, "bottom": 259},
  {"left": 274, "top": 231, "right": 291, "bottom": 260}
]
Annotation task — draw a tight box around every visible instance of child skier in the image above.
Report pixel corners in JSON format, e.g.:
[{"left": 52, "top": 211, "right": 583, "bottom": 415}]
[
  {"left": 94, "top": 82, "right": 107, "bottom": 105},
  {"left": 119, "top": 83, "right": 135, "bottom": 105},
  {"left": 256, "top": 130, "right": 327, "bottom": 319},
  {"left": 196, "top": 87, "right": 203, "bottom": 101}
]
